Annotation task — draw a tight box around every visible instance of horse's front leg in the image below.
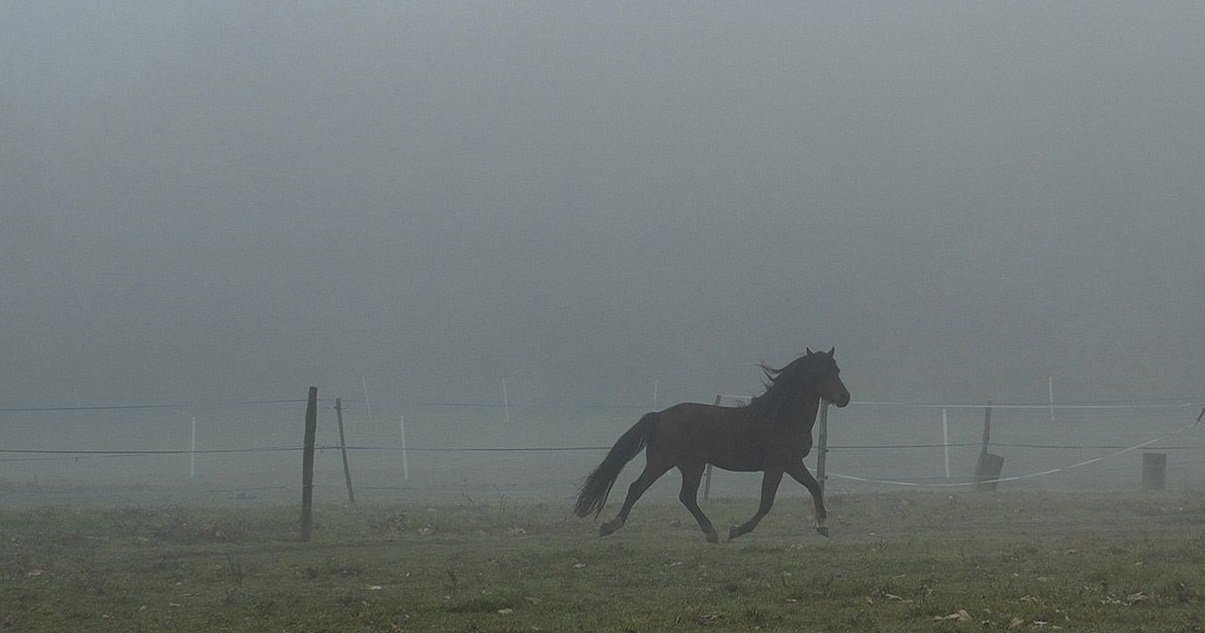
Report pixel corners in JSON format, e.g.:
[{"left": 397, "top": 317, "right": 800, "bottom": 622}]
[
  {"left": 728, "top": 469, "right": 783, "bottom": 540},
  {"left": 785, "top": 461, "right": 828, "bottom": 536}
]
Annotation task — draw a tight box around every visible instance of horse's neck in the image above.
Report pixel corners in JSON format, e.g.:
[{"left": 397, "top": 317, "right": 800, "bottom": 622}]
[{"left": 779, "top": 393, "right": 822, "bottom": 432}]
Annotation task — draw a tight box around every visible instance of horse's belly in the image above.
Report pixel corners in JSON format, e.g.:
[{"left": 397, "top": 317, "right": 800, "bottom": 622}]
[
  {"left": 710, "top": 456, "right": 764, "bottom": 472},
  {"left": 709, "top": 441, "right": 773, "bottom": 471},
  {"left": 708, "top": 438, "right": 810, "bottom": 471}
]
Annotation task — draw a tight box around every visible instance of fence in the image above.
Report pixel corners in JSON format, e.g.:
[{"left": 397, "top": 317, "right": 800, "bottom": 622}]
[{"left": 2, "top": 389, "right": 1203, "bottom": 507}]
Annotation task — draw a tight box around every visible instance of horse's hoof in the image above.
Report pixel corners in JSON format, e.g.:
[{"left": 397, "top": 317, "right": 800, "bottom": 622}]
[
  {"left": 705, "top": 530, "right": 720, "bottom": 544},
  {"left": 728, "top": 525, "right": 742, "bottom": 540},
  {"left": 599, "top": 522, "right": 619, "bottom": 537},
  {"left": 815, "top": 526, "right": 830, "bottom": 538}
]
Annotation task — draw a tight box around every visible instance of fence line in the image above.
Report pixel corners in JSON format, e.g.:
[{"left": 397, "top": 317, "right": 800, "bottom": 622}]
[
  {"left": 0, "top": 446, "right": 307, "bottom": 456},
  {"left": 0, "top": 399, "right": 647, "bottom": 416},
  {"left": 714, "top": 396, "right": 1203, "bottom": 411},
  {"left": 0, "top": 399, "right": 310, "bottom": 413},
  {"left": 7, "top": 396, "right": 1197, "bottom": 417},
  {"left": 849, "top": 400, "right": 1201, "bottom": 411},
  {"left": 3, "top": 394, "right": 1202, "bottom": 494},
  {"left": 829, "top": 416, "right": 1203, "bottom": 488},
  {"left": 6, "top": 438, "right": 1205, "bottom": 458}
]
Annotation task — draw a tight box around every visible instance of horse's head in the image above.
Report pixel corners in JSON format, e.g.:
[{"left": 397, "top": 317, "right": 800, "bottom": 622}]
[
  {"left": 806, "top": 347, "right": 851, "bottom": 408},
  {"left": 755, "top": 347, "right": 852, "bottom": 415}
]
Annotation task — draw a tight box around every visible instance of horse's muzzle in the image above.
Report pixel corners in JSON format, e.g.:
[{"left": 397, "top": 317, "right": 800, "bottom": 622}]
[{"left": 831, "top": 392, "right": 851, "bottom": 408}]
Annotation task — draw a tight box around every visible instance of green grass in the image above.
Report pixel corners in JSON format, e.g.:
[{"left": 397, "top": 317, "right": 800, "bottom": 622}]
[{"left": 3, "top": 491, "right": 1205, "bottom": 631}]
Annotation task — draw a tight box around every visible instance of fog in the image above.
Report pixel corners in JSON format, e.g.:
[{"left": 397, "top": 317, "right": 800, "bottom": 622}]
[{"left": 4, "top": 2, "right": 1204, "bottom": 420}]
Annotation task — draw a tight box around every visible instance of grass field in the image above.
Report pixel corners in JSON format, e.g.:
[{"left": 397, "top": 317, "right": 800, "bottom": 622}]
[{"left": 3, "top": 490, "right": 1205, "bottom": 632}]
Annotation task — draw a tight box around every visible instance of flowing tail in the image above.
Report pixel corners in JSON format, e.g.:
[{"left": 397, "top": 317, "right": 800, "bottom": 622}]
[{"left": 574, "top": 412, "right": 659, "bottom": 518}]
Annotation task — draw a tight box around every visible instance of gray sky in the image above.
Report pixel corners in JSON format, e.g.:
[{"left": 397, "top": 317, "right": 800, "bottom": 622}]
[{"left": 3, "top": 2, "right": 1203, "bottom": 410}]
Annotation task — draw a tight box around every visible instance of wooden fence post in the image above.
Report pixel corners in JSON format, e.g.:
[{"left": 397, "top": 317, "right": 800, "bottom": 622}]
[
  {"left": 974, "top": 401, "right": 1004, "bottom": 491},
  {"left": 816, "top": 401, "right": 829, "bottom": 493},
  {"left": 335, "top": 398, "right": 356, "bottom": 504},
  {"left": 1142, "top": 453, "right": 1167, "bottom": 491},
  {"left": 300, "top": 386, "right": 318, "bottom": 541},
  {"left": 703, "top": 395, "right": 721, "bottom": 501}
]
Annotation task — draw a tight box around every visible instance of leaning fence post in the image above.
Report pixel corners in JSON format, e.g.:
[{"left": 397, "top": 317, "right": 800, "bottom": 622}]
[
  {"left": 335, "top": 398, "right": 355, "bottom": 504},
  {"left": 816, "top": 401, "right": 829, "bottom": 493},
  {"left": 300, "top": 386, "right": 318, "bottom": 541}
]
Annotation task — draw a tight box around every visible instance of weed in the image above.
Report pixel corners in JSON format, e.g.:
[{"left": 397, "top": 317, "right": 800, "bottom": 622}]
[{"left": 224, "top": 553, "right": 244, "bottom": 584}]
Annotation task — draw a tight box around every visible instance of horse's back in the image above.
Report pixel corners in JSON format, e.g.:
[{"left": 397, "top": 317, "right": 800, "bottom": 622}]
[{"left": 650, "top": 402, "right": 769, "bottom": 470}]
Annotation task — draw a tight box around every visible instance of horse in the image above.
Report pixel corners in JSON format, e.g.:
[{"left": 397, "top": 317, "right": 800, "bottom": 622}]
[{"left": 574, "top": 347, "right": 850, "bottom": 543}]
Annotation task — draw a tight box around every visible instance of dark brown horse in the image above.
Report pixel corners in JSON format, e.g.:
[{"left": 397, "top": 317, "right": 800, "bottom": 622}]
[{"left": 575, "top": 348, "right": 850, "bottom": 543}]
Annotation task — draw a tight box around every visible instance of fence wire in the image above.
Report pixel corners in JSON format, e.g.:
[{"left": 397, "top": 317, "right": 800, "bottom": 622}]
[{"left": 2, "top": 395, "right": 1203, "bottom": 499}]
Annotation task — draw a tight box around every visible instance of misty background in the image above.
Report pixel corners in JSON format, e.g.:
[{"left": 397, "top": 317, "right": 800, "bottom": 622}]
[{"left": 3, "top": 3, "right": 1203, "bottom": 429}]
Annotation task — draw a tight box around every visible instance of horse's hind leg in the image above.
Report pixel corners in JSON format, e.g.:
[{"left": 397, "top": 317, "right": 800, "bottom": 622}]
[
  {"left": 728, "top": 469, "right": 784, "bottom": 540},
  {"left": 599, "top": 457, "right": 671, "bottom": 537},
  {"left": 677, "top": 462, "right": 719, "bottom": 544},
  {"left": 786, "top": 461, "right": 828, "bottom": 537}
]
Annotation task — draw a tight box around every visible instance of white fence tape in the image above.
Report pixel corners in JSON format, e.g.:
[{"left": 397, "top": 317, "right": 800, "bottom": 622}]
[{"left": 828, "top": 416, "right": 1203, "bottom": 488}]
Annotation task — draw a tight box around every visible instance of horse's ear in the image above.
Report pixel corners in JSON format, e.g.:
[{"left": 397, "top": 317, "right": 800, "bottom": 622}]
[
  {"left": 827, "top": 347, "right": 835, "bottom": 355},
  {"left": 806, "top": 347, "right": 814, "bottom": 355}
]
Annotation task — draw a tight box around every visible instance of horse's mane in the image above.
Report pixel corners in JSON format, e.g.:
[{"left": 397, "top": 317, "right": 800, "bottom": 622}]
[{"left": 745, "top": 352, "right": 829, "bottom": 421}]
